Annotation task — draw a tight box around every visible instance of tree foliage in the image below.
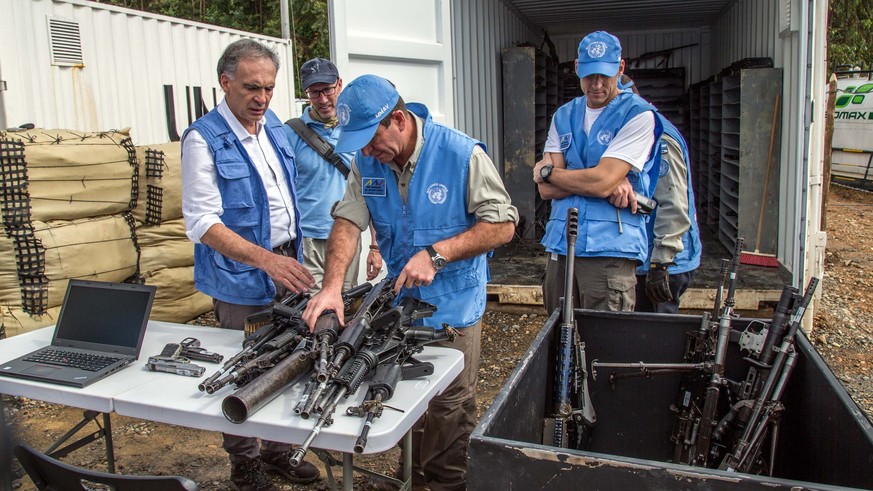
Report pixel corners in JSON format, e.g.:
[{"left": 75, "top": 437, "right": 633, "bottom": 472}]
[
  {"left": 829, "top": 0, "right": 873, "bottom": 70},
  {"left": 98, "top": 0, "right": 329, "bottom": 94}
]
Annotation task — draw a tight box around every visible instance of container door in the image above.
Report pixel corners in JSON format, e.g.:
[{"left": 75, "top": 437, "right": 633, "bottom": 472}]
[{"left": 328, "top": 0, "right": 454, "bottom": 126}]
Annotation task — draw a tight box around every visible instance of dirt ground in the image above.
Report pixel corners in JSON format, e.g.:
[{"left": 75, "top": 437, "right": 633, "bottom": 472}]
[{"left": 4, "top": 184, "right": 873, "bottom": 490}]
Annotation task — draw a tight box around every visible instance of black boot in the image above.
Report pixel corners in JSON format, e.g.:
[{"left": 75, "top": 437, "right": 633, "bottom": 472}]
[
  {"left": 260, "top": 450, "right": 321, "bottom": 484},
  {"left": 230, "top": 458, "right": 279, "bottom": 491}
]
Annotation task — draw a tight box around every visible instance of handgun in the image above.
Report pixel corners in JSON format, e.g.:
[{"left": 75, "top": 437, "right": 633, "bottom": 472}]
[
  {"left": 146, "top": 343, "right": 206, "bottom": 377},
  {"left": 179, "top": 337, "right": 224, "bottom": 363},
  {"left": 635, "top": 194, "right": 657, "bottom": 215}
]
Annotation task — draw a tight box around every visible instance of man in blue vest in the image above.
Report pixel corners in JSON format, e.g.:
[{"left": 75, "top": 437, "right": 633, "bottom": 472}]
[
  {"left": 181, "top": 39, "right": 319, "bottom": 491},
  {"left": 618, "top": 77, "right": 702, "bottom": 313},
  {"left": 533, "top": 31, "right": 663, "bottom": 314},
  {"left": 283, "top": 58, "right": 382, "bottom": 292},
  {"left": 302, "top": 75, "right": 517, "bottom": 491}
]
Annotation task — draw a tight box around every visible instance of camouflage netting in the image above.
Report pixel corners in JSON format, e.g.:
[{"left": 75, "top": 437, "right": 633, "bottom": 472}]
[
  {"left": 0, "top": 129, "right": 211, "bottom": 336},
  {"left": 132, "top": 142, "right": 182, "bottom": 225}
]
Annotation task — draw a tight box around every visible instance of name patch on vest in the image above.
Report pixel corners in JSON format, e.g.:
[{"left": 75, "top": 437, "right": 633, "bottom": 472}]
[
  {"left": 362, "top": 177, "right": 387, "bottom": 197},
  {"left": 559, "top": 133, "right": 572, "bottom": 150},
  {"left": 427, "top": 183, "right": 448, "bottom": 204}
]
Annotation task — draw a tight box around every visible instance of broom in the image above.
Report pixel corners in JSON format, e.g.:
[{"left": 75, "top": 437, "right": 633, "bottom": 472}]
[{"left": 740, "top": 94, "right": 780, "bottom": 267}]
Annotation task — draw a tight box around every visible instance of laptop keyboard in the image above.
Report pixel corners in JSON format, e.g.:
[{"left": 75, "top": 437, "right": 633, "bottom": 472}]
[{"left": 24, "top": 349, "right": 122, "bottom": 372}]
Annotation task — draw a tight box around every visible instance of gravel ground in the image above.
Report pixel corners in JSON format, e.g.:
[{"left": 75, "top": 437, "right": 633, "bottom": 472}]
[{"left": 4, "top": 185, "right": 872, "bottom": 490}]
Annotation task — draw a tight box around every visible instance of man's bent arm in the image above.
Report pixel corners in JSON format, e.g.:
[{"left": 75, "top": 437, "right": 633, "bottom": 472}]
[
  {"left": 200, "top": 224, "right": 314, "bottom": 294},
  {"left": 547, "top": 157, "right": 632, "bottom": 198}
]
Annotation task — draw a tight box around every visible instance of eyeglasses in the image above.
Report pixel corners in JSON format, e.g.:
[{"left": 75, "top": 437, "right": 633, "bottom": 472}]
[{"left": 305, "top": 84, "right": 338, "bottom": 99}]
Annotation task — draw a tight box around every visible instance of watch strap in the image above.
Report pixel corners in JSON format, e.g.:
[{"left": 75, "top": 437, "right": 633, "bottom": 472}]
[{"left": 426, "top": 245, "right": 439, "bottom": 259}]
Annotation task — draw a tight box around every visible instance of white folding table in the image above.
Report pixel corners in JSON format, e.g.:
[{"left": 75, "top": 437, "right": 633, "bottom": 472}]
[{"left": 1, "top": 321, "right": 464, "bottom": 490}]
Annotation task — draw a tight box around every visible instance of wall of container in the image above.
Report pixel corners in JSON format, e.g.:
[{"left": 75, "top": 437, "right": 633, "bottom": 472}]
[
  {"left": 0, "top": 0, "right": 296, "bottom": 145},
  {"left": 449, "top": 0, "right": 539, "bottom": 174}
]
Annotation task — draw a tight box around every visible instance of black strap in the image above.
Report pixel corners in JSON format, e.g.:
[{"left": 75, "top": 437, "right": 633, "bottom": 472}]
[{"left": 285, "top": 118, "right": 350, "bottom": 179}]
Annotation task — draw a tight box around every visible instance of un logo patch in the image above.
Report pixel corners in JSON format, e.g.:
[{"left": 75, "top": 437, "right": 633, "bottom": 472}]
[
  {"left": 596, "top": 129, "right": 613, "bottom": 145},
  {"left": 587, "top": 41, "right": 607, "bottom": 59},
  {"left": 427, "top": 183, "right": 448, "bottom": 205},
  {"left": 337, "top": 103, "right": 351, "bottom": 126}
]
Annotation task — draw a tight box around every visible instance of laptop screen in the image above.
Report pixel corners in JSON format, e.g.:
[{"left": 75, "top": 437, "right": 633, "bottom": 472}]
[{"left": 52, "top": 280, "right": 156, "bottom": 353}]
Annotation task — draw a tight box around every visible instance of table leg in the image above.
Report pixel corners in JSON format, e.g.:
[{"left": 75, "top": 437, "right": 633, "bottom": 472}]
[
  {"left": 403, "top": 430, "right": 412, "bottom": 484},
  {"left": 102, "top": 413, "right": 115, "bottom": 473},
  {"left": 343, "top": 452, "right": 353, "bottom": 491},
  {"left": 1, "top": 396, "right": 13, "bottom": 491}
]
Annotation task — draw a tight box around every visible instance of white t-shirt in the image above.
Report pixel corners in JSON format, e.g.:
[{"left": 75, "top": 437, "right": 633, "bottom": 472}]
[{"left": 544, "top": 104, "right": 655, "bottom": 172}]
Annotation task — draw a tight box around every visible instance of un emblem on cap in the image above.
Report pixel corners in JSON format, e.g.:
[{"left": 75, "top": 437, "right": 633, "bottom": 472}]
[
  {"left": 587, "top": 41, "right": 608, "bottom": 59},
  {"left": 337, "top": 102, "right": 351, "bottom": 126}
]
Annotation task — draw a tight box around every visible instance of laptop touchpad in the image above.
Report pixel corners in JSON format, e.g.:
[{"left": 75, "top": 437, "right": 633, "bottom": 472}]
[{"left": 23, "top": 365, "right": 63, "bottom": 375}]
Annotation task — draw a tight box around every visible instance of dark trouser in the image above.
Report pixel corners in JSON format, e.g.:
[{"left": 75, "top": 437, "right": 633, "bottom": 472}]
[
  {"left": 213, "top": 241, "right": 295, "bottom": 463},
  {"left": 403, "top": 321, "right": 481, "bottom": 491},
  {"left": 633, "top": 270, "right": 695, "bottom": 314},
  {"left": 542, "top": 255, "right": 637, "bottom": 315}
]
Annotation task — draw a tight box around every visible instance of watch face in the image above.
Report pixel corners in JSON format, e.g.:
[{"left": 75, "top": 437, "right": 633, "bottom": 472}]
[
  {"left": 433, "top": 256, "right": 448, "bottom": 270},
  {"left": 540, "top": 165, "right": 552, "bottom": 181}
]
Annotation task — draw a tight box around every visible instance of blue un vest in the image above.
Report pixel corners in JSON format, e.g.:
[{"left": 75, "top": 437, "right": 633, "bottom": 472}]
[
  {"left": 282, "top": 109, "right": 353, "bottom": 239},
  {"left": 541, "top": 92, "right": 663, "bottom": 264},
  {"left": 183, "top": 108, "right": 303, "bottom": 305},
  {"left": 357, "top": 103, "right": 488, "bottom": 329},
  {"left": 636, "top": 114, "right": 702, "bottom": 275}
]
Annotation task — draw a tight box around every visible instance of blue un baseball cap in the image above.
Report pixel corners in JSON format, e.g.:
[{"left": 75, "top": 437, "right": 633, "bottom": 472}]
[
  {"left": 577, "top": 31, "right": 623, "bottom": 79},
  {"left": 335, "top": 74, "right": 400, "bottom": 153}
]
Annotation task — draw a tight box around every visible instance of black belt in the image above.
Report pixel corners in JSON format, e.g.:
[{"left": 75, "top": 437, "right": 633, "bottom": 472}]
[{"left": 273, "top": 239, "right": 297, "bottom": 255}]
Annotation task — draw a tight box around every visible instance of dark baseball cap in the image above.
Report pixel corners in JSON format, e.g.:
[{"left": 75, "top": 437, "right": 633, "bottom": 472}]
[{"left": 300, "top": 58, "right": 339, "bottom": 90}]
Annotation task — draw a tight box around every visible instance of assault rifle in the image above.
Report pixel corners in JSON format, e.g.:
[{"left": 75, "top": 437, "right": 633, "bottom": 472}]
[
  {"left": 297, "top": 278, "right": 395, "bottom": 419},
  {"left": 290, "top": 292, "right": 450, "bottom": 465},
  {"left": 589, "top": 238, "right": 746, "bottom": 467},
  {"left": 719, "top": 278, "right": 819, "bottom": 474},
  {"left": 219, "top": 284, "right": 373, "bottom": 423},
  {"left": 199, "top": 292, "right": 310, "bottom": 393},
  {"left": 543, "top": 207, "right": 596, "bottom": 449}
]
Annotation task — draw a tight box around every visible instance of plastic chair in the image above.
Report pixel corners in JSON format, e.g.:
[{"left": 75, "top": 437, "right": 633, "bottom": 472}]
[{"left": 13, "top": 443, "right": 199, "bottom": 491}]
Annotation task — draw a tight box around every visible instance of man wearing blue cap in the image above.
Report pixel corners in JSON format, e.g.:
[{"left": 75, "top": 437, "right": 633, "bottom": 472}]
[
  {"left": 533, "top": 31, "right": 663, "bottom": 313},
  {"left": 303, "top": 74, "right": 518, "bottom": 490},
  {"left": 181, "top": 39, "right": 319, "bottom": 491},
  {"left": 283, "top": 58, "right": 381, "bottom": 292}
]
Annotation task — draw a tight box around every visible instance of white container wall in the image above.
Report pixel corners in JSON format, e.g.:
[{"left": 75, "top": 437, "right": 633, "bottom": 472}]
[
  {"left": 450, "top": 0, "right": 538, "bottom": 172},
  {"left": 0, "top": 0, "right": 296, "bottom": 145}
]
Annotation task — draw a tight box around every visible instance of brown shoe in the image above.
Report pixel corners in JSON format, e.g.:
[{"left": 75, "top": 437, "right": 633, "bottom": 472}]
[
  {"left": 260, "top": 450, "right": 321, "bottom": 484},
  {"left": 230, "top": 458, "right": 279, "bottom": 491}
]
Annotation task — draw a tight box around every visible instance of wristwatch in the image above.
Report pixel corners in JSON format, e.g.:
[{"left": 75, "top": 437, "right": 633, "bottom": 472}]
[
  {"left": 539, "top": 164, "right": 554, "bottom": 183},
  {"left": 426, "top": 245, "right": 448, "bottom": 270}
]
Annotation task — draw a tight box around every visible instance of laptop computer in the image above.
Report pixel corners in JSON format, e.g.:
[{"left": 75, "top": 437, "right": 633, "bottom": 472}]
[{"left": 0, "top": 280, "right": 156, "bottom": 388}]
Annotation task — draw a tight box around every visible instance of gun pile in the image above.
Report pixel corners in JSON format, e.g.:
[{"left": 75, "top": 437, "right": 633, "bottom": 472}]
[
  {"left": 198, "top": 277, "right": 456, "bottom": 461},
  {"left": 588, "top": 237, "right": 820, "bottom": 476}
]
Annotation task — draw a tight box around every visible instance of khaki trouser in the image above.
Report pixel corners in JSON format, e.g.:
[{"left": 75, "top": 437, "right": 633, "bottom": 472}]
[
  {"left": 302, "top": 236, "right": 360, "bottom": 294},
  {"left": 404, "top": 321, "right": 482, "bottom": 491},
  {"left": 542, "top": 255, "right": 637, "bottom": 315},
  {"left": 213, "top": 242, "right": 296, "bottom": 463}
]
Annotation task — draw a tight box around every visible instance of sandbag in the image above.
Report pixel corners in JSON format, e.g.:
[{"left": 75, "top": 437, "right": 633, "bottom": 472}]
[
  {"left": 132, "top": 142, "right": 182, "bottom": 225},
  {"left": 8, "top": 214, "right": 139, "bottom": 314},
  {"left": 142, "top": 265, "right": 212, "bottom": 323},
  {"left": 0, "top": 129, "right": 137, "bottom": 224},
  {"left": 136, "top": 217, "right": 194, "bottom": 274},
  {"left": 0, "top": 305, "right": 62, "bottom": 338}
]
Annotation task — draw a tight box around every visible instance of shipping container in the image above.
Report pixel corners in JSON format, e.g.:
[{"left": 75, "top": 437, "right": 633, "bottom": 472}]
[{"left": 0, "top": 0, "right": 829, "bottom": 325}]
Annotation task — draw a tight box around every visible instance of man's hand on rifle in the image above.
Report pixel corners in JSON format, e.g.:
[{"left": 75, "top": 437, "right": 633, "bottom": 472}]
[
  {"left": 646, "top": 263, "right": 673, "bottom": 304},
  {"left": 303, "top": 287, "right": 345, "bottom": 332}
]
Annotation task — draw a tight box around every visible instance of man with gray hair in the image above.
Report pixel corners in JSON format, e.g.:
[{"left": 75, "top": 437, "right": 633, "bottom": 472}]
[{"left": 181, "top": 39, "right": 320, "bottom": 490}]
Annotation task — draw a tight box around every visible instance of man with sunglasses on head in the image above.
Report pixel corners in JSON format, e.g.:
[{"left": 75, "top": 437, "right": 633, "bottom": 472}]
[{"left": 284, "top": 58, "right": 381, "bottom": 292}]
